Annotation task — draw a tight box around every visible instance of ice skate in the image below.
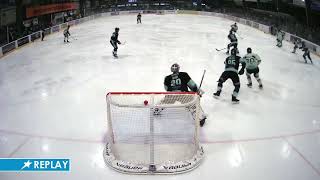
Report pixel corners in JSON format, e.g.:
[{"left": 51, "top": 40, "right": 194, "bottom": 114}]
[
  {"left": 200, "top": 118, "right": 206, "bottom": 127},
  {"left": 232, "top": 96, "right": 240, "bottom": 104},
  {"left": 259, "top": 84, "right": 263, "bottom": 89},
  {"left": 213, "top": 91, "right": 220, "bottom": 99},
  {"left": 113, "top": 51, "right": 118, "bottom": 58}
]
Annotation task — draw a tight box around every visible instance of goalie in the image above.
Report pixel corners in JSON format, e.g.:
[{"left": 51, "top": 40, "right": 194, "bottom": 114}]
[{"left": 163, "top": 63, "right": 207, "bottom": 127}]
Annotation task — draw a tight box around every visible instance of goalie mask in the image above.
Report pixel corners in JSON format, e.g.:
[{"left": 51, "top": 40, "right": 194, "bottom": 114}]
[{"left": 171, "top": 63, "right": 180, "bottom": 73}]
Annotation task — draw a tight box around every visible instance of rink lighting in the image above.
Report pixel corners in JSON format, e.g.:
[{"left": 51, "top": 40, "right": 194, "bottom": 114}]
[
  {"left": 42, "top": 144, "right": 49, "bottom": 152},
  {"left": 281, "top": 143, "right": 291, "bottom": 158},
  {"left": 229, "top": 144, "right": 244, "bottom": 167},
  {"left": 41, "top": 90, "right": 48, "bottom": 99},
  {"left": 312, "top": 120, "right": 319, "bottom": 127},
  {"left": 92, "top": 152, "right": 105, "bottom": 169},
  {"left": 0, "top": 136, "right": 8, "bottom": 143}
]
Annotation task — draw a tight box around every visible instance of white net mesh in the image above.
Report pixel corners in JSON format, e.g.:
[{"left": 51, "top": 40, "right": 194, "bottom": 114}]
[{"left": 104, "top": 92, "right": 204, "bottom": 174}]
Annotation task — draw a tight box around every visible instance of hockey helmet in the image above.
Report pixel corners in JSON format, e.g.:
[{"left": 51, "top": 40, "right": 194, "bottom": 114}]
[
  {"left": 171, "top": 63, "right": 180, "bottom": 73},
  {"left": 115, "top": 27, "right": 120, "bottom": 32},
  {"left": 247, "top": 47, "right": 252, "bottom": 53},
  {"left": 231, "top": 48, "right": 237, "bottom": 55}
]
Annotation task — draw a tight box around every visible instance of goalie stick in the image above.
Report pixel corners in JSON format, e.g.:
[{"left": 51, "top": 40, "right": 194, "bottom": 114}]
[
  {"left": 197, "top": 70, "right": 206, "bottom": 97},
  {"left": 199, "top": 70, "right": 206, "bottom": 90}
]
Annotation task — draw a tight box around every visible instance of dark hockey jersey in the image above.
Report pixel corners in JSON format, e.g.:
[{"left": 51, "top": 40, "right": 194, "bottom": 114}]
[
  {"left": 164, "top": 72, "right": 194, "bottom": 92},
  {"left": 63, "top": 29, "right": 70, "bottom": 36},
  {"left": 228, "top": 33, "right": 237, "bottom": 42},
  {"left": 110, "top": 32, "right": 119, "bottom": 43},
  {"left": 300, "top": 44, "right": 310, "bottom": 53},
  {"left": 225, "top": 55, "right": 242, "bottom": 73}
]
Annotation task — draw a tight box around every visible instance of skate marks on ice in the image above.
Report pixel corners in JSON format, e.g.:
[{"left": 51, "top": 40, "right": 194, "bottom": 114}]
[
  {"left": 63, "top": 54, "right": 94, "bottom": 64},
  {"left": 210, "top": 79, "right": 320, "bottom": 108},
  {"left": 21, "top": 76, "right": 72, "bottom": 95},
  {"left": 1, "top": 74, "right": 99, "bottom": 107},
  {"left": 0, "top": 77, "right": 65, "bottom": 106},
  {"left": 243, "top": 80, "right": 320, "bottom": 108},
  {"left": 18, "top": 76, "right": 73, "bottom": 100},
  {"left": 293, "top": 60, "right": 320, "bottom": 73}
]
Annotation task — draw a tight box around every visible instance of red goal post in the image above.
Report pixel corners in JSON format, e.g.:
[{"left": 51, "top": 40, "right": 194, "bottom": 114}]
[{"left": 104, "top": 92, "right": 204, "bottom": 174}]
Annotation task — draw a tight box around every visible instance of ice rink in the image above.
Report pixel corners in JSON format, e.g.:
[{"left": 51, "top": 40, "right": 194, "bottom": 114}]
[{"left": 0, "top": 13, "right": 320, "bottom": 179}]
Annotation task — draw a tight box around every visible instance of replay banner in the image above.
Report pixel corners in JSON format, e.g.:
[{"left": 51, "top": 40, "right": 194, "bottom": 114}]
[{"left": 0, "top": 159, "right": 70, "bottom": 171}]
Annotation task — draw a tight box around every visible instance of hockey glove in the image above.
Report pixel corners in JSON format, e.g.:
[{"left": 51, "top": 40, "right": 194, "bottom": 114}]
[
  {"left": 197, "top": 89, "right": 205, "bottom": 97},
  {"left": 238, "top": 68, "right": 244, "bottom": 75}
]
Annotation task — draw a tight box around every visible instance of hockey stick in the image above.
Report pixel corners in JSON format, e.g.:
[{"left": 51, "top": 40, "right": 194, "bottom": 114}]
[
  {"left": 199, "top": 69, "right": 206, "bottom": 89},
  {"left": 197, "top": 70, "right": 206, "bottom": 97},
  {"left": 215, "top": 47, "right": 227, "bottom": 51},
  {"left": 120, "top": 41, "right": 126, "bottom": 45}
]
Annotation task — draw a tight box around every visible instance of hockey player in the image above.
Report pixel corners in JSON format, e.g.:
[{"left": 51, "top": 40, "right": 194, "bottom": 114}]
[
  {"left": 241, "top": 48, "right": 263, "bottom": 89},
  {"left": 41, "top": 28, "right": 45, "bottom": 41},
  {"left": 292, "top": 39, "right": 300, "bottom": 53},
  {"left": 299, "top": 41, "right": 313, "bottom": 64},
  {"left": 164, "top": 63, "right": 206, "bottom": 127},
  {"left": 230, "top": 22, "right": 238, "bottom": 33},
  {"left": 213, "top": 48, "right": 246, "bottom": 103},
  {"left": 137, "top": 13, "right": 142, "bottom": 24},
  {"left": 276, "top": 29, "right": 285, "bottom": 47},
  {"left": 226, "top": 30, "right": 238, "bottom": 54},
  {"left": 63, "top": 25, "right": 71, "bottom": 43},
  {"left": 110, "top": 27, "right": 121, "bottom": 58}
]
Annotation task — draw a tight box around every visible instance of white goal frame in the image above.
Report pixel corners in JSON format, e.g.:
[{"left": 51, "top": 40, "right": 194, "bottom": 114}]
[{"left": 103, "top": 92, "right": 204, "bottom": 174}]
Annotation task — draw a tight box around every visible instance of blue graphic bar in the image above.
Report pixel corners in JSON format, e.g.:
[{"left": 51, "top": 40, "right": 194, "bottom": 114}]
[{"left": 0, "top": 159, "right": 70, "bottom": 171}]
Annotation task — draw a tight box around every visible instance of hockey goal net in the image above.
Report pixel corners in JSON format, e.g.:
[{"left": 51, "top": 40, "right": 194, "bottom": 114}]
[{"left": 104, "top": 92, "right": 204, "bottom": 174}]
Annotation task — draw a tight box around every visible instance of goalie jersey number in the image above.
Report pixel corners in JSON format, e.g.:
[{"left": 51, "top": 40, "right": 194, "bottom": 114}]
[
  {"left": 164, "top": 72, "right": 191, "bottom": 92},
  {"left": 171, "top": 79, "right": 181, "bottom": 87}
]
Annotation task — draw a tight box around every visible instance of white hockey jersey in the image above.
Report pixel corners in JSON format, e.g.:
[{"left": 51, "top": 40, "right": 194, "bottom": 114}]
[{"left": 241, "top": 53, "right": 261, "bottom": 70}]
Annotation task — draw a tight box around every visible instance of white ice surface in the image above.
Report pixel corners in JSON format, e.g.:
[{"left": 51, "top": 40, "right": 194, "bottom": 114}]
[{"left": 0, "top": 14, "right": 320, "bottom": 179}]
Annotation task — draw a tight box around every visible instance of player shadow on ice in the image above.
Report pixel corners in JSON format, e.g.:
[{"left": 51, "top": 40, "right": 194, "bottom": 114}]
[
  {"left": 293, "top": 58, "right": 320, "bottom": 71},
  {"left": 213, "top": 79, "right": 289, "bottom": 104},
  {"left": 101, "top": 54, "right": 131, "bottom": 60},
  {"left": 293, "top": 59, "right": 314, "bottom": 65},
  {"left": 242, "top": 80, "right": 294, "bottom": 103}
]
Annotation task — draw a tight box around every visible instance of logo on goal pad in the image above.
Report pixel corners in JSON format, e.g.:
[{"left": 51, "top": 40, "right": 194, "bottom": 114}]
[{"left": 0, "top": 158, "right": 70, "bottom": 171}]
